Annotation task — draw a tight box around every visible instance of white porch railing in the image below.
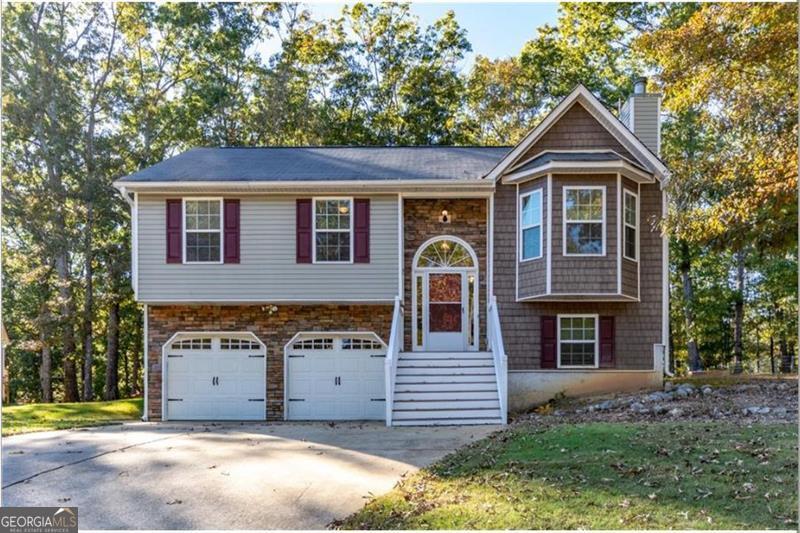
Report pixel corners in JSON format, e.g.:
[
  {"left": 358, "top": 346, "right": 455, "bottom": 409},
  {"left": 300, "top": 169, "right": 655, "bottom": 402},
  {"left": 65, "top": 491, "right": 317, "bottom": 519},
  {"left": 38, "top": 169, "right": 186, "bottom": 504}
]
[
  {"left": 488, "top": 296, "right": 508, "bottom": 424},
  {"left": 385, "top": 296, "right": 403, "bottom": 427}
]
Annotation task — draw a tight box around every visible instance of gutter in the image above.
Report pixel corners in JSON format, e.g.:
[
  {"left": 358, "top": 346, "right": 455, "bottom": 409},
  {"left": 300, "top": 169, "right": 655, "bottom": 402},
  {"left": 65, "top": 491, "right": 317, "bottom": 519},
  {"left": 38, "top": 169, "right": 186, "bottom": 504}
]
[{"left": 112, "top": 178, "right": 497, "bottom": 194}]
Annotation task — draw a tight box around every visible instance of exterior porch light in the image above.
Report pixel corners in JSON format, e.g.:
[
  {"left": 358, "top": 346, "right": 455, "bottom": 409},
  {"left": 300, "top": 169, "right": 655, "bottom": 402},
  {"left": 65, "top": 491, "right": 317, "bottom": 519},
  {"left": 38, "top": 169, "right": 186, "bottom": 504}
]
[{"left": 439, "top": 209, "right": 452, "bottom": 223}]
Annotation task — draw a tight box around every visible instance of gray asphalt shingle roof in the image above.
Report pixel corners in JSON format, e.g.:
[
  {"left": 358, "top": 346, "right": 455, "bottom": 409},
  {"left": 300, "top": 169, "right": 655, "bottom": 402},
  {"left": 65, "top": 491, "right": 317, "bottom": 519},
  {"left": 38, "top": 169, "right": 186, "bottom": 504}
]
[
  {"left": 117, "top": 146, "right": 513, "bottom": 183},
  {"left": 513, "top": 150, "right": 649, "bottom": 174}
]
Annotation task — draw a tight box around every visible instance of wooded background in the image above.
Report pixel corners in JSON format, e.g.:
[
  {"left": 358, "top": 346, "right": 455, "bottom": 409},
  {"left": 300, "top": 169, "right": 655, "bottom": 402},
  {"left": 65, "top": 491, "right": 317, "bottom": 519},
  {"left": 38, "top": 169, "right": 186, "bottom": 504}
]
[{"left": 2, "top": 2, "right": 797, "bottom": 404}]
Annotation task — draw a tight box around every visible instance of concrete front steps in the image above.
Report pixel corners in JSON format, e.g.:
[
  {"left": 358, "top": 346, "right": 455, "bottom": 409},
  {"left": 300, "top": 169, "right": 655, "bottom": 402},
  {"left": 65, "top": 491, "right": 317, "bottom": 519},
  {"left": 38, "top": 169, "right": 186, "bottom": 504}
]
[{"left": 391, "top": 351, "right": 503, "bottom": 426}]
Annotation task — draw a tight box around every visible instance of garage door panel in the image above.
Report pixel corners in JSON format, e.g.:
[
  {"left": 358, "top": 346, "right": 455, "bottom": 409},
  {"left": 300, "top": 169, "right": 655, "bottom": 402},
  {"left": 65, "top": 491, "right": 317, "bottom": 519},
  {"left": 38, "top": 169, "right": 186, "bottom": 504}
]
[
  {"left": 166, "top": 336, "right": 266, "bottom": 421},
  {"left": 287, "top": 337, "right": 386, "bottom": 421}
]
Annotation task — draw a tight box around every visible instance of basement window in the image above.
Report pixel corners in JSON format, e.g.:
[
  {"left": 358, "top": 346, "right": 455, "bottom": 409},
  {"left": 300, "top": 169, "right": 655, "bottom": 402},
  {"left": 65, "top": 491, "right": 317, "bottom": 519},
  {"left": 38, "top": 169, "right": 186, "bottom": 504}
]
[{"left": 558, "top": 315, "right": 598, "bottom": 368}]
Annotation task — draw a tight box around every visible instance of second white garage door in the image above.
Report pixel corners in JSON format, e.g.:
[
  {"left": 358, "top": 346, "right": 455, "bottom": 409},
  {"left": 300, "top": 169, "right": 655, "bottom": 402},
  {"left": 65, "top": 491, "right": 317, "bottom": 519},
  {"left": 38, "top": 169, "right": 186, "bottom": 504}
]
[{"left": 286, "top": 335, "right": 386, "bottom": 420}]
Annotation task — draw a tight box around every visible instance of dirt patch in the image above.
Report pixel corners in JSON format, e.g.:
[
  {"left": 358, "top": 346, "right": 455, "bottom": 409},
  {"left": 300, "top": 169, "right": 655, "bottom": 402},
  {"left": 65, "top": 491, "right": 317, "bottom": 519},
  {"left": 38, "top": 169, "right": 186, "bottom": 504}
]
[{"left": 513, "top": 377, "right": 797, "bottom": 426}]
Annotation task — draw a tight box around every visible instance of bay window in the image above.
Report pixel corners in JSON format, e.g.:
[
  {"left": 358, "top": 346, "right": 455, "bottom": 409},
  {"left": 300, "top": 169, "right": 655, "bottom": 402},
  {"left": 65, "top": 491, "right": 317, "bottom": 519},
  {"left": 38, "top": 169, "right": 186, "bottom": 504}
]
[
  {"left": 520, "top": 189, "right": 543, "bottom": 261},
  {"left": 564, "top": 186, "right": 605, "bottom": 256},
  {"left": 623, "top": 190, "right": 638, "bottom": 261}
]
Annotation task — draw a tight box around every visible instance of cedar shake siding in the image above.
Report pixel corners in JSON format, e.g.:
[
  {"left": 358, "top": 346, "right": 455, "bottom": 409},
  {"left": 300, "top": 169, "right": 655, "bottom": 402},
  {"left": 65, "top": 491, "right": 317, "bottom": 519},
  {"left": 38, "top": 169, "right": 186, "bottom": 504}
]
[
  {"left": 518, "top": 178, "right": 547, "bottom": 298},
  {"left": 146, "top": 304, "right": 393, "bottom": 421},
  {"left": 493, "top": 180, "right": 663, "bottom": 371},
  {"left": 516, "top": 102, "right": 635, "bottom": 163},
  {"left": 402, "top": 198, "right": 488, "bottom": 351},
  {"left": 136, "top": 194, "right": 399, "bottom": 303}
]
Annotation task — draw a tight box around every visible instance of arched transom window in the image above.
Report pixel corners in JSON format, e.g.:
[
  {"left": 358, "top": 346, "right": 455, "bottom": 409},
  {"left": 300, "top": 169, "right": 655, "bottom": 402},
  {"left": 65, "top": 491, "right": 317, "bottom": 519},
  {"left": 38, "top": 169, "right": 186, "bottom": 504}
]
[{"left": 415, "top": 238, "right": 476, "bottom": 269}]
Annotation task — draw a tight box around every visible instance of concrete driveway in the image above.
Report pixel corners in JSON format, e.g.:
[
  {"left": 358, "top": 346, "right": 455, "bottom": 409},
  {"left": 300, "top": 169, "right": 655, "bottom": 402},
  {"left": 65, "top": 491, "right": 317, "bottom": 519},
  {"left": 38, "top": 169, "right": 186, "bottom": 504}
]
[{"left": 1, "top": 421, "right": 496, "bottom": 529}]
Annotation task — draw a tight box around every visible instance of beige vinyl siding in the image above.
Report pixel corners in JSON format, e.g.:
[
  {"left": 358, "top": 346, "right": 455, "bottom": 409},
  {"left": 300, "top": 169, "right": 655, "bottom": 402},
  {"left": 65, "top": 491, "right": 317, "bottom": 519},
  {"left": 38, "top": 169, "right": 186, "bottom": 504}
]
[
  {"left": 631, "top": 95, "right": 660, "bottom": 155},
  {"left": 137, "top": 194, "right": 399, "bottom": 302}
]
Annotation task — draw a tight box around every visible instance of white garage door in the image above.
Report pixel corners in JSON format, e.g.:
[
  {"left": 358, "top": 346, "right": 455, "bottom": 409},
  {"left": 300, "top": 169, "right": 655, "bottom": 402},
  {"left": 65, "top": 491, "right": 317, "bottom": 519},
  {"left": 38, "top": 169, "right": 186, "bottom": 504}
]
[
  {"left": 287, "top": 335, "right": 386, "bottom": 420},
  {"left": 165, "top": 334, "right": 266, "bottom": 421}
]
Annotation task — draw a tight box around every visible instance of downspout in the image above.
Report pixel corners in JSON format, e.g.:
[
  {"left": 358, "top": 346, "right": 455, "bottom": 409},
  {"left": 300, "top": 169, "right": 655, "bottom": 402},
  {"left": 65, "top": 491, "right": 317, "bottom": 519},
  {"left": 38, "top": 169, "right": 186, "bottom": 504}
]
[
  {"left": 662, "top": 185, "right": 674, "bottom": 377},
  {"left": 143, "top": 304, "right": 149, "bottom": 421}
]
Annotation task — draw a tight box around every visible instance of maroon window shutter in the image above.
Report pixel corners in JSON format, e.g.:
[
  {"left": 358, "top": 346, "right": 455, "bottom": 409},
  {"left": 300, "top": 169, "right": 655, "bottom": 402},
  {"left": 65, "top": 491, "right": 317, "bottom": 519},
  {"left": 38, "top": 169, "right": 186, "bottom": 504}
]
[
  {"left": 541, "top": 316, "right": 557, "bottom": 369},
  {"left": 223, "top": 199, "right": 240, "bottom": 264},
  {"left": 353, "top": 198, "right": 370, "bottom": 263},
  {"left": 599, "top": 316, "right": 615, "bottom": 368},
  {"left": 296, "top": 199, "right": 312, "bottom": 263},
  {"left": 166, "top": 199, "right": 182, "bottom": 264}
]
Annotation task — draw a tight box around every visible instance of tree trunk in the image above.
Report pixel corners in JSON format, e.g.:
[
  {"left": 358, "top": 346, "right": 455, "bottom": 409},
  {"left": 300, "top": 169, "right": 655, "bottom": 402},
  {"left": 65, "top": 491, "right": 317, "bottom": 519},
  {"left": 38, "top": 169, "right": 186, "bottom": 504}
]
[
  {"left": 122, "top": 342, "right": 130, "bottom": 397},
  {"left": 754, "top": 327, "right": 760, "bottom": 373},
  {"left": 780, "top": 336, "right": 795, "bottom": 373},
  {"left": 82, "top": 203, "right": 94, "bottom": 401},
  {"left": 104, "top": 300, "right": 120, "bottom": 400},
  {"left": 769, "top": 335, "right": 776, "bottom": 374},
  {"left": 57, "top": 255, "right": 80, "bottom": 402},
  {"left": 679, "top": 241, "right": 702, "bottom": 371},
  {"left": 732, "top": 249, "right": 746, "bottom": 374},
  {"left": 39, "top": 333, "right": 52, "bottom": 403}
]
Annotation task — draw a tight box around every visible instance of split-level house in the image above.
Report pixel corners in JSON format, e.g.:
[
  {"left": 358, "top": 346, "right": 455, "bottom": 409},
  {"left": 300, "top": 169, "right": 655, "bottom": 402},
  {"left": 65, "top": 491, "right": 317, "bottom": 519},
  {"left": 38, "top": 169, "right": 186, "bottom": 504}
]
[{"left": 114, "top": 82, "right": 669, "bottom": 426}]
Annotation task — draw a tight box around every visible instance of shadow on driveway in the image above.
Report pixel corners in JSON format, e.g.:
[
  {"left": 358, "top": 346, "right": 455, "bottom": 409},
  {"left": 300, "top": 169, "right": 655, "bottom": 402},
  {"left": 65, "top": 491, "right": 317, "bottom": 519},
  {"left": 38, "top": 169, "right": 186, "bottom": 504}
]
[{"left": 2, "top": 421, "right": 497, "bottom": 529}]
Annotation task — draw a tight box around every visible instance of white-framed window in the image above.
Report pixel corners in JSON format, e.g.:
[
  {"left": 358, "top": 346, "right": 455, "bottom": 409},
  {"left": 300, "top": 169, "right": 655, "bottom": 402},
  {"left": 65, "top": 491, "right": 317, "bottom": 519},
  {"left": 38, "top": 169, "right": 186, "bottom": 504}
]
[
  {"left": 172, "top": 338, "right": 212, "bottom": 350},
  {"left": 313, "top": 197, "right": 352, "bottom": 263},
  {"left": 557, "top": 315, "right": 598, "bottom": 368},
  {"left": 563, "top": 186, "right": 605, "bottom": 256},
  {"left": 220, "top": 338, "right": 261, "bottom": 350},
  {"left": 292, "top": 338, "right": 334, "bottom": 350},
  {"left": 520, "top": 189, "right": 543, "bottom": 261},
  {"left": 342, "top": 338, "right": 384, "bottom": 350},
  {"left": 184, "top": 198, "right": 223, "bottom": 264},
  {"left": 623, "top": 189, "right": 638, "bottom": 261}
]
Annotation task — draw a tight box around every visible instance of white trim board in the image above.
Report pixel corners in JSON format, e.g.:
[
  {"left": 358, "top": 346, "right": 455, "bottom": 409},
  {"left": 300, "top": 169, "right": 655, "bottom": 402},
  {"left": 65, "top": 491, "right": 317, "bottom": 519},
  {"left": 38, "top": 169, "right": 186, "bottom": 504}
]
[
  {"left": 136, "top": 299, "right": 395, "bottom": 305},
  {"left": 502, "top": 159, "right": 655, "bottom": 185}
]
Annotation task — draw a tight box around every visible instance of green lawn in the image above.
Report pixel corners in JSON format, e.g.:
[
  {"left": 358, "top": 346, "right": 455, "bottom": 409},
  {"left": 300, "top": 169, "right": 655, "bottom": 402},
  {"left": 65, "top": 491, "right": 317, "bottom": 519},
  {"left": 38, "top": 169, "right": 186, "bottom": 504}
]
[
  {"left": 2, "top": 398, "right": 143, "bottom": 436},
  {"left": 338, "top": 422, "right": 797, "bottom": 530}
]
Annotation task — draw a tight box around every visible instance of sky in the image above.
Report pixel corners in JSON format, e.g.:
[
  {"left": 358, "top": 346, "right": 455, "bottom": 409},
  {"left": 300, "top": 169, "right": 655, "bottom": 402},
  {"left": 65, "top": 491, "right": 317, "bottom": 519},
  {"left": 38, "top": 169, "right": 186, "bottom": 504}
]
[{"left": 260, "top": 2, "right": 561, "bottom": 69}]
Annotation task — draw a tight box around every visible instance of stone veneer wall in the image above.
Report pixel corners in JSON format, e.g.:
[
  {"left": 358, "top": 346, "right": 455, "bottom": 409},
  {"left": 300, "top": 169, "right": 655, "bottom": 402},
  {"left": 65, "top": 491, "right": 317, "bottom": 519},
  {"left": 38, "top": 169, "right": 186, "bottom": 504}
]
[
  {"left": 147, "top": 304, "right": 393, "bottom": 421},
  {"left": 403, "top": 198, "right": 488, "bottom": 351}
]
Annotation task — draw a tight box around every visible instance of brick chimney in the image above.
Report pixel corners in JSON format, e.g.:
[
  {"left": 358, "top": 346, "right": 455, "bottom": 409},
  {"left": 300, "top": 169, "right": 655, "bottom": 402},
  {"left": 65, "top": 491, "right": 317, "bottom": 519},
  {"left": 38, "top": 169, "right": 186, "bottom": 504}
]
[{"left": 620, "top": 76, "right": 661, "bottom": 156}]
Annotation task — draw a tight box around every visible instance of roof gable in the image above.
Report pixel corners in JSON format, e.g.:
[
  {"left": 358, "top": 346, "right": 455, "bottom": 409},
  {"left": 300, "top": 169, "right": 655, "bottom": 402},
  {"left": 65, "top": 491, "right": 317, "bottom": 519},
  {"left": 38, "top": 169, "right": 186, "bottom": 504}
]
[
  {"left": 519, "top": 102, "right": 636, "bottom": 162},
  {"left": 485, "top": 85, "right": 669, "bottom": 182}
]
